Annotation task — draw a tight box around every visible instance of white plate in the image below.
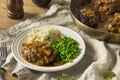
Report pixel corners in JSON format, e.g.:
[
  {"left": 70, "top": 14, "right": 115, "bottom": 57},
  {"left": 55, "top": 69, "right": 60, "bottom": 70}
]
[{"left": 11, "top": 24, "right": 85, "bottom": 72}]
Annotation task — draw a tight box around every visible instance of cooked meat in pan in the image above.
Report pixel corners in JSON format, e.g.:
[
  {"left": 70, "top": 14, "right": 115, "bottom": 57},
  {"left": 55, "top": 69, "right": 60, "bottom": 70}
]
[
  {"left": 92, "top": 0, "right": 120, "bottom": 15},
  {"left": 76, "top": 0, "right": 120, "bottom": 34},
  {"left": 78, "top": 8, "right": 99, "bottom": 28},
  {"left": 105, "top": 13, "right": 120, "bottom": 33}
]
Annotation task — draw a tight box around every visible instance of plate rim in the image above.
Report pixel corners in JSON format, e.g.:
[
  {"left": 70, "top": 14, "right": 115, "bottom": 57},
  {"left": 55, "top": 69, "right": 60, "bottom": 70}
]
[{"left": 11, "top": 24, "right": 86, "bottom": 72}]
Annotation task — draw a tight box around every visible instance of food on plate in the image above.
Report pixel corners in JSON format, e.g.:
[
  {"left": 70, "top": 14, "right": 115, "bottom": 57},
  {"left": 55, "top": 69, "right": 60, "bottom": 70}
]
[
  {"left": 21, "top": 27, "right": 80, "bottom": 66},
  {"left": 22, "top": 41, "right": 57, "bottom": 66},
  {"left": 51, "top": 37, "right": 80, "bottom": 62},
  {"left": 75, "top": 0, "right": 120, "bottom": 34},
  {"left": 27, "top": 27, "right": 63, "bottom": 44}
]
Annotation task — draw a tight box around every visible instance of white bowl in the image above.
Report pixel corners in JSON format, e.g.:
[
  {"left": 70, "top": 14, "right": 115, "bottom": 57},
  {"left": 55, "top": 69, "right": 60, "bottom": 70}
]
[{"left": 11, "top": 24, "right": 85, "bottom": 72}]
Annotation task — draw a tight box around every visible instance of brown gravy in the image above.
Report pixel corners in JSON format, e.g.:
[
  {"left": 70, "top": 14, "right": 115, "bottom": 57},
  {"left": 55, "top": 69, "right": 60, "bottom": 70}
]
[{"left": 75, "top": 0, "right": 120, "bottom": 34}]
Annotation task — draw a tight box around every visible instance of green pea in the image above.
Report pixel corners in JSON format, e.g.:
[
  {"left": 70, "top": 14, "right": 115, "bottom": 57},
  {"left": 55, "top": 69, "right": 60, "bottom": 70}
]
[{"left": 51, "top": 37, "right": 80, "bottom": 62}]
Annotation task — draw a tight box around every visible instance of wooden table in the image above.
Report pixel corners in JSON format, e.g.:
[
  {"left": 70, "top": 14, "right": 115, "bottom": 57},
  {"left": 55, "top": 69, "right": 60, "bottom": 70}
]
[
  {"left": 0, "top": 0, "right": 48, "bottom": 80},
  {"left": 0, "top": 0, "right": 48, "bottom": 30}
]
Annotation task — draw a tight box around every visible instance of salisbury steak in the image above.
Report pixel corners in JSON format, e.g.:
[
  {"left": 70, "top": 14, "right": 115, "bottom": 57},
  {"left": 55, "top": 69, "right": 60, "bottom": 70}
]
[
  {"left": 105, "top": 13, "right": 120, "bottom": 33},
  {"left": 78, "top": 8, "right": 99, "bottom": 28},
  {"left": 21, "top": 41, "right": 57, "bottom": 66},
  {"left": 92, "top": 0, "right": 120, "bottom": 15}
]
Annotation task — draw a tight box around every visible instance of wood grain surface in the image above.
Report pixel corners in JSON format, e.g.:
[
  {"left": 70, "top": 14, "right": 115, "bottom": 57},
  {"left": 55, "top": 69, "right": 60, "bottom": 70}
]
[
  {"left": 0, "top": 0, "right": 48, "bottom": 30},
  {"left": 0, "top": 0, "right": 48, "bottom": 80}
]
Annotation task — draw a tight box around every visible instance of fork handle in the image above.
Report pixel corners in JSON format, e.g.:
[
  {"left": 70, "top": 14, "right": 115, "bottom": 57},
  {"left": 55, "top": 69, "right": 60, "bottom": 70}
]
[
  {"left": 0, "top": 74, "right": 4, "bottom": 80},
  {"left": 0, "top": 70, "right": 4, "bottom": 80}
]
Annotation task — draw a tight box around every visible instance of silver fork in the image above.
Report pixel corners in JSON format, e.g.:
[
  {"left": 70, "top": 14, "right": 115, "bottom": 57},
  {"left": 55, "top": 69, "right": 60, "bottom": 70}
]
[{"left": 0, "top": 42, "right": 7, "bottom": 80}]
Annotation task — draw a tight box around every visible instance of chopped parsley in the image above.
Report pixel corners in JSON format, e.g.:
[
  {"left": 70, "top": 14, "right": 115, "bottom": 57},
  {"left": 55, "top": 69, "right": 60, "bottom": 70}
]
[
  {"left": 56, "top": 73, "right": 77, "bottom": 80},
  {"left": 104, "top": 71, "right": 116, "bottom": 79}
]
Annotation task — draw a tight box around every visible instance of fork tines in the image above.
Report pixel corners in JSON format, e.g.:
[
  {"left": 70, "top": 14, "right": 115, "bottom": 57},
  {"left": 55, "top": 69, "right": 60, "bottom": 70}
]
[
  {"left": 0, "top": 42, "right": 6, "bottom": 47},
  {"left": 0, "top": 42, "right": 7, "bottom": 60}
]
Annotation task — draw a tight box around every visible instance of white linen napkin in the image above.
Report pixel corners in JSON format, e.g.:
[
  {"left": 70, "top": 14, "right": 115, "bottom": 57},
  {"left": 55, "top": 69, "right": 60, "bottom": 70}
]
[{"left": 0, "top": 0, "right": 120, "bottom": 80}]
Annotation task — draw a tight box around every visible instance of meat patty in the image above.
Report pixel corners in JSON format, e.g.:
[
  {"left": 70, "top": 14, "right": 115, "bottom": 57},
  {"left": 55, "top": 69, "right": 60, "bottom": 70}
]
[
  {"left": 92, "top": 0, "right": 120, "bottom": 15},
  {"left": 105, "top": 13, "right": 120, "bottom": 33},
  {"left": 21, "top": 41, "right": 57, "bottom": 66},
  {"left": 78, "top": 8, "right": 99, "bottom": 28}
]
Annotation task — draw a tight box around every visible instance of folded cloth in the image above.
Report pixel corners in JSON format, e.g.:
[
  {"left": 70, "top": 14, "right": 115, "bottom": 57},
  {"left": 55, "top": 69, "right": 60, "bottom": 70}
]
[{"left": 0, "top": 0, "right": 120, "bottom": 80}]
